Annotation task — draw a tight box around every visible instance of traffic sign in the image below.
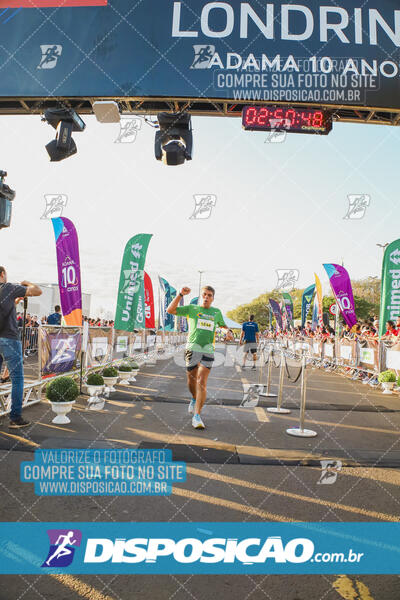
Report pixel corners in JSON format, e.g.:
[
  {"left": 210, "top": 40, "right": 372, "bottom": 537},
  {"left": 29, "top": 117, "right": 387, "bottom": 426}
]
[{"left": 329, "top": 303, "right": 338, "bottom": 315}]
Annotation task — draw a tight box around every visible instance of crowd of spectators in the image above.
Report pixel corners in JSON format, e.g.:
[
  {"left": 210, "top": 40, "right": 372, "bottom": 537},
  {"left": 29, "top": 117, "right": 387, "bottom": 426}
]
[{"left": 262, "top": 316, "right": 400, "bottom": 344}]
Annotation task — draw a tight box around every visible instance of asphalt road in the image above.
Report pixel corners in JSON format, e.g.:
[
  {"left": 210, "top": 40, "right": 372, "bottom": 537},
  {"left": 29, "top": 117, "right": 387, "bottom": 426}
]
[{"left": 0, "top": 344, "right": 399, "bottom": 599}]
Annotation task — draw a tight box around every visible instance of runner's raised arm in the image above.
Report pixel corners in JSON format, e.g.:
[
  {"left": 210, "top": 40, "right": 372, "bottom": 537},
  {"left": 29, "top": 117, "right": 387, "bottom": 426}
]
[{"left": 167, "top": 286, "right": 190, "bottom": 315}]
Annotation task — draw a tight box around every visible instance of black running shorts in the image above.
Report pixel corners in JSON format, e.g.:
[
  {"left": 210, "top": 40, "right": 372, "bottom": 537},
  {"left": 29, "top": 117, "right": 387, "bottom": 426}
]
[{"left": 184, "top": 349, "right": 214, "bottom": 371}]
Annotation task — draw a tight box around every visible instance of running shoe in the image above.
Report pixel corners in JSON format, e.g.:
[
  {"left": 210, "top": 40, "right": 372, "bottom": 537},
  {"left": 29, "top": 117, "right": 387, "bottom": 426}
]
[
  {"left": 9, "top": 417, "right": 30, "bottom": 429},
  {"left": 188, "top": 399, "right": 196, "bottom": 415},
  {"left": 192, "top": 414, "right": 205, "bottom": 429},
  {"left": 251, "top": 365, "right": 256, "bottom": 370}
]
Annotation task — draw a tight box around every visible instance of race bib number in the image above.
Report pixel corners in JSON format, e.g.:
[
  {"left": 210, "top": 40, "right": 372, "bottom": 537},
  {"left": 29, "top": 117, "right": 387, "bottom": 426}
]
[{"left": 197, "top": 318, "right": 214, "bottom": 332}]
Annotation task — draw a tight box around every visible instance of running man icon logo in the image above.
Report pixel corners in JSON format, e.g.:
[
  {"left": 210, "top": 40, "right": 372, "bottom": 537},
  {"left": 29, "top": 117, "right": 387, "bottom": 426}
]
[
  {"left": 41, "top": 194, "right": 67, "bottom": 219},
  {"left": 37, "top": 45, "right": 62, "bottom": 69},
  {"left": 189, "top": 195, "right": 217, "bottom": 220},
  {"left": 389, "top": 248, "right": 400, "bottom": 265},
  {"left": 114, "top": 117, "right": 142, "bottom": 143},
  {"left": 191, "top": 45, "right": 215, "bottom": 69},
  {"left": 241, "top": 384, "right": 262, "bottom": 408},
  {"left": 42, "top": 529, "right": 82, "bottom": 568},
  {"left": 275, "top": 269, "right": 299, "bottom": 292},
  {"left": 343, "top": 194, "right": 370, "bottom": 220},
  {"left": 317, "top": 460, "right": 342, "bottom": 485}
]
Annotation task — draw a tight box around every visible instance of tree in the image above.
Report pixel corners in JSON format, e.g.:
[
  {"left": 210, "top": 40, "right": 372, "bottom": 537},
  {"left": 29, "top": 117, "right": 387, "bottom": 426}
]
[{"left": 227, "top": 277, "right": 381, "bottom": 328}]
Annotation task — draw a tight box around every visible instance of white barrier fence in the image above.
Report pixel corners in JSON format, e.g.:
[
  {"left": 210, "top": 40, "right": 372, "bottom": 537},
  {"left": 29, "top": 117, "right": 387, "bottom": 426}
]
[{"left": 0, "top": 327, "right": 187, "bottom": 417}]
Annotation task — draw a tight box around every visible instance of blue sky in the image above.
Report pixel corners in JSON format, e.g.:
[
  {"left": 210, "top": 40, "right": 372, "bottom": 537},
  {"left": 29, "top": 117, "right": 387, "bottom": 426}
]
[{"left": 0, "top": 113, "right": 398, "bottom": 315}]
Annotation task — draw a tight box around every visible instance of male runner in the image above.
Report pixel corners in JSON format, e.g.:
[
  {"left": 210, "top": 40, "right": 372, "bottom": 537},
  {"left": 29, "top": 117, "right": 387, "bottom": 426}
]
[
  {"left": 240, "top": 314, "right": 259, "bottom": 370},
  {"left": 167, "top": 285, "right": 227, "bottom": 429}
]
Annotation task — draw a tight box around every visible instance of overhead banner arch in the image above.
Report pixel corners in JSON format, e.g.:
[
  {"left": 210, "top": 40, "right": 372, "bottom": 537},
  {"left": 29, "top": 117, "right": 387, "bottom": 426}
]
[{"left": 1, "top": 0, "right": 400, "bottom": 111}]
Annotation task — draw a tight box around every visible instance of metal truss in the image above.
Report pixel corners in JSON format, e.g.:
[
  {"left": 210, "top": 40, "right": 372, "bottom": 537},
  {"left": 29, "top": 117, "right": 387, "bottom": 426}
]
[{"left": 1, "top": 96, "right": 400, "bottom": 126}]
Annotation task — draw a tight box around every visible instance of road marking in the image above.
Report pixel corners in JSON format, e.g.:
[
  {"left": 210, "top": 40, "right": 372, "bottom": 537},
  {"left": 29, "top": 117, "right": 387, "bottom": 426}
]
[
  {"left": 118, "top": 385, "right": 158, "bottom": 392},
  {"left": 51, "top": 574, "right": 117, "bottom": 600},
  {"left": 173, "top": 487, "right": 293, "bottom": 522},
  {"left": 125, "top": 427, "right": 236, "bottom": 452},
  {"left": 332, "top": 575, "right": 374, "bottom": 600},
  {"left": 254, "top": 407, "right": 270, "bottom": 422},
  {"left": 271, "top": 412, "right": 400, "bottom": 435},
  {"left": 140, "top": 372, "right": 177, "bottom": 380},
  {"left": 0, "top": 431, "right": 39, "bottom": 447},
  {"left": 36, "top": 422, "right": 75, "bottom": 433},
  {"left": 186, "top": 467, "right": 398, "bottom": 522}
]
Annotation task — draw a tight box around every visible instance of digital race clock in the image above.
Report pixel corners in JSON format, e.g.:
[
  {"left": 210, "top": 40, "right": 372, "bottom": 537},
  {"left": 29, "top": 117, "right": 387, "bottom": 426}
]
[{"left": 242, "top": 106, "right": 332, "bottom": 135}]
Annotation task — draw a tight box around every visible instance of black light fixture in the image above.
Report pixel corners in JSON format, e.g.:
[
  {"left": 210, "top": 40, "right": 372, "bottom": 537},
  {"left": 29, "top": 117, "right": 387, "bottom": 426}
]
[
  {"left": 42, "top": 107, "right": 86, "bottom": 162},
  {"left": 0, "top": 170, "right": 15, "bottom": 229},
  {"left": 155, "top": 112, "right": 193, "bottom": 166}
]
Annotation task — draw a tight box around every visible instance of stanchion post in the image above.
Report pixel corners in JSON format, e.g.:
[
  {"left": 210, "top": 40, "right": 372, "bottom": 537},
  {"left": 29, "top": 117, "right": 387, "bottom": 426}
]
[
  {"left": 267, "top": 349, "right": 290, "bottom": 413},
  {"left": 259, "top": 344, "right": 277, "bottom": 398},
  {"left": 286, "top": 354, "right": 317, "bottom": 437}
]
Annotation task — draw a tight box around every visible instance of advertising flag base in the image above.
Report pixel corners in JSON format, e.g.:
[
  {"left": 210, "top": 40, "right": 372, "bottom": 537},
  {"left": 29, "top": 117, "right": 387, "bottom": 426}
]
[
  {"left": 286, "top": 427, "right": 317, "bottom": 438},
  {"left": 267, "top": 407, "right": 291, "bottom": 414}
]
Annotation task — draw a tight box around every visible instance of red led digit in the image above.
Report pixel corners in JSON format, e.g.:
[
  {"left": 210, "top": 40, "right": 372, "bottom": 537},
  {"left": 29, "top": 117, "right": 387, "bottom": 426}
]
[
  {"left": 301, "top": 111, "right": 311, "bottom": 126},
  {"left": 257, "top": 107, "right": 268, "bottom": 126},
  {"left": 245, "top": 107, "right": 257, "bottom": 126},
  {"left": 274, "top": 108, "right": 283, "bottom": 120},
  {"left": 312, "top": 111, "right": 324, "bottom": 127},
  {"left": 285, "top": 109, "right": 296, "bottom": 125}
]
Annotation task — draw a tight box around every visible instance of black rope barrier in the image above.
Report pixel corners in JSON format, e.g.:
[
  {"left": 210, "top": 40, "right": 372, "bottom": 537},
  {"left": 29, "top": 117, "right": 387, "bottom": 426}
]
[{"left": 283, "top": 352, "right": 303, "bottom": 383}]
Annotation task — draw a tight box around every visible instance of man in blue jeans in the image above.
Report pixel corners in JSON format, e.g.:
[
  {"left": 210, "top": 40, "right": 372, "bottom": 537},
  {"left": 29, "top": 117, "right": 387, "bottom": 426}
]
[{"left": 0, "top": 266, "right": 42, "bottom": 428}]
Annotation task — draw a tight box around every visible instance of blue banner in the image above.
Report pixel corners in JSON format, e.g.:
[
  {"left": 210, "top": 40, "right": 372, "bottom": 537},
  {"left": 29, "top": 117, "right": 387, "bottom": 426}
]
[
  {"left": 1, "top": 1, "right": 400, "bottom": 109},
  {"left": 0, "top": 522, "right": 399, "bottom": 574},
  {"left": 161, "top": 278, "right": 176, "bottom": 331},
  {"left": 179, "top": 296, "right": 188, "bottom": 332},
  {"left": 301, "top": 284, "right": 316, "bottom": 328},
  {"left": 269, "top": 299, "right": 282, "bottom": 330},
  {"left": 312, "top": 295, "right": 319, "bottom": 331},
  {"left": 190, "top": 297, "right": 199, "bottom": 305}
]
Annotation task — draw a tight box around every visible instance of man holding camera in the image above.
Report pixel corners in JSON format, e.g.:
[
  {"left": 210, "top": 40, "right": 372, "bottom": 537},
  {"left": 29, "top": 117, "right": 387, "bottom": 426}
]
[{"left": 0, "top": 267, "right": 42, "bottom": 428}]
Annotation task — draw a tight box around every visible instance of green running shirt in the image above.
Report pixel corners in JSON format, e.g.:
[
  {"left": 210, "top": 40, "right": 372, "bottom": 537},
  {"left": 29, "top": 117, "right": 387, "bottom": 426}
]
[{"left": 175, "top": 304, "right": 226, "bottom": 354}]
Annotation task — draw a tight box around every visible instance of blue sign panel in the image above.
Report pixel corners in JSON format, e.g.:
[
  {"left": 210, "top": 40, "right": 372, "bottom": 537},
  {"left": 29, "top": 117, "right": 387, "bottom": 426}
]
[{"left": 0, "top": 1, "right": 400, "bottom": 108}]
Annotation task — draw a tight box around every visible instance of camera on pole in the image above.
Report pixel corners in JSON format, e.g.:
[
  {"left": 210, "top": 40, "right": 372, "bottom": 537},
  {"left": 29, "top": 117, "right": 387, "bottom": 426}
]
[
  {"left": 0, "top": 171, "right": 16, "bottom": 229},
  {"left": 155, "top": 113, "right": 193, "bottom": 166},
  {"left": 42, "top": 107, "right": 86, "bottom": 162}
]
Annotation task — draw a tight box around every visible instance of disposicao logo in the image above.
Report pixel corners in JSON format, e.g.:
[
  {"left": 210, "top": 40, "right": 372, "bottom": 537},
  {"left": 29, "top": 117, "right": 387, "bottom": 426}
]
[
  {"left": 42, "top": 529, "right": 82, "bottom": 568},
  {"left": 83, "top": 536, "right": 315, "bottom": 564}
]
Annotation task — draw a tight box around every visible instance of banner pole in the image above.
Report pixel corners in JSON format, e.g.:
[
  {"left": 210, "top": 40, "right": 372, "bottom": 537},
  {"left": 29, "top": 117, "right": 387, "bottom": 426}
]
[
  {"left": 267, "top": 349, "right": 290, "bottom": 413},
  {"left": 286, "top": 355, "right": 317, "bottom": 437}
]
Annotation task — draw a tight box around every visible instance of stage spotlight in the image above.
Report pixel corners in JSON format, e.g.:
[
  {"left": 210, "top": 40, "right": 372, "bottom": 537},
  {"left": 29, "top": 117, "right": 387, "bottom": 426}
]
[
  {"left": 0, "top": 170, "right": 15, "bottom": 229},
  {"left": 155, "top": 112, "right": 193, "bottom": 166},
  {"left": 42, "top": 108, "right": 86, "bottom": 162}
]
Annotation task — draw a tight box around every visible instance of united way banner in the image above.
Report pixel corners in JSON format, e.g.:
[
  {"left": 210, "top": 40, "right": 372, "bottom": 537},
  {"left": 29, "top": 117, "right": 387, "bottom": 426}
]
[
  {"left": 269, "top": 299, "right": 282, "bottom": 330},
  {"left": 1, "top": 1, "right": 400, "bottom": 110},
  {"left": 144, "top": 272, "right": 155, "bottom": 330},
  {"left": 323, "top": 263, "right": 357, "bottom": 330},
  {"left": 379, "top": 239, "right": 400, "bottom": 337},
  {"left": 301, "top": 284, "right": 315, "bottom": 328},
  {"left": 51, "top": 217, "right": 82, "bottom": 326},
  {"left": 1, "top": 522, "right": 400, "bottom": 574},
  {"left": 114, "top": 234, "right": 152, "bottom": 332}
]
